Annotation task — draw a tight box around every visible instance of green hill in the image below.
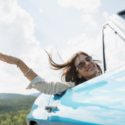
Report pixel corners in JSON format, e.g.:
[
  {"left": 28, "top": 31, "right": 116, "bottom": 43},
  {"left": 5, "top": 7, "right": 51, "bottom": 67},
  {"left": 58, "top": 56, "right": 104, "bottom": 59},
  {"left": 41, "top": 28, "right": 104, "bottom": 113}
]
[
  {"left": 0, "top": 96, "right": 37, "bottom": 125},
  {"left": 0, "top": 97, "right": 37, "bottom": 114}
]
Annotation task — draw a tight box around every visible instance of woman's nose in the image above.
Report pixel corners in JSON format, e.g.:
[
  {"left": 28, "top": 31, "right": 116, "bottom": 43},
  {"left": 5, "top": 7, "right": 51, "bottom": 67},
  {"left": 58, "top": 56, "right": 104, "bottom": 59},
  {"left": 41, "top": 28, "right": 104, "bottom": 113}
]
[
  {"left": 84, "top": 60, "right": 91, "bottom": 68},
  {"left": 85, "top": 60, "right": 90, "bottom": 65}
]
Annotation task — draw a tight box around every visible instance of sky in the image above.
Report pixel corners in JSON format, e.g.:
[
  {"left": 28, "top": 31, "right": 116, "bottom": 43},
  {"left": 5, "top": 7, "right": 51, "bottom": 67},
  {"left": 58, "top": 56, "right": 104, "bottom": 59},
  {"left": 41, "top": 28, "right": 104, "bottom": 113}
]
[{"left": 0, "top": 0, "right": 125, "bottom": 95}]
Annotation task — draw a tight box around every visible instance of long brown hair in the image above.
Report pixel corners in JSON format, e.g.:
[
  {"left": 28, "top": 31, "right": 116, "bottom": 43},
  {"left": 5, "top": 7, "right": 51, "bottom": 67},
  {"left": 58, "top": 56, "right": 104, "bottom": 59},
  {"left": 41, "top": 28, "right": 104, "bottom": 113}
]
[{"left": 45, "top": 50, "right": 102, "bottom": 86}]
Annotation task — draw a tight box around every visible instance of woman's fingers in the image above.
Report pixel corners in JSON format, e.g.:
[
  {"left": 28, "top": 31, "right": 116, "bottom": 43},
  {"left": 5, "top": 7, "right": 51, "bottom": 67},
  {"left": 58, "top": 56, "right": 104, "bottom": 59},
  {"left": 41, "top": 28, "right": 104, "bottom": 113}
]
[
  {"left": 0, "top": 53, "right": 3, "bottom": 57},
  {"left": 0, "top": 53, "right": 5, "bottom": 61},
  {"left": 0, "top": 53, "right": 8, "bottom": 62},
  {"left": 0, "top": 53, "right": 18, "bottom": 65}
]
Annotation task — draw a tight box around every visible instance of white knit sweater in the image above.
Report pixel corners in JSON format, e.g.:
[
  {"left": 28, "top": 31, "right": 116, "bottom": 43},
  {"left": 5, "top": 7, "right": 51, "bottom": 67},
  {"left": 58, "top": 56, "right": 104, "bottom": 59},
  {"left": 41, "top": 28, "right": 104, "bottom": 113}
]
[{"left": 26, "top": 76, "right": 75, "bottom": 95}]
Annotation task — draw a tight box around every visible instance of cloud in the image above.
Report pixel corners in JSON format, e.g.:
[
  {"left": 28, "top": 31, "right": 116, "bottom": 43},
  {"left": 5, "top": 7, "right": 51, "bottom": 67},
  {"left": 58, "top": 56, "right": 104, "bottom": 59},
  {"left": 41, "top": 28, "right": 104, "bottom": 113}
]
[
  {"left": 81, "top": 14, "right": 100, "bottom": 30},
  {"left": 81, "top": 14, "right": 93, "bottom": 23},
  {"left": 57, "top": 0, "right": 101, "bottom": 30},
  {"left": 0, "top": 0, "right": 59, "bottom": 94},
  {"left": 57, "top": 0, "right": 101, "bottom": 13},
  {"left": 39, "top": 7, "right": 43, "bottom": 13},
  {"left": 103, "top": 11, "right": 109, "bottom": 21},
  {"left": 61, "top": 32, "right": 103, "bottom": 63},
  {"left": 0, "top": 0, "right": 18, "bottom": 24}
]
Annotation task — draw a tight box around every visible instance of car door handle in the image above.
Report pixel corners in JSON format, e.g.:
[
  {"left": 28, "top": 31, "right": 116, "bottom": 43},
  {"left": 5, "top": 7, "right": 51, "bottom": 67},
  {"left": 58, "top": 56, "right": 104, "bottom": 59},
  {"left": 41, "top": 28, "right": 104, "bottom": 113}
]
[{"left": 45, "top": 106, "right": 57, "bottom": 113}]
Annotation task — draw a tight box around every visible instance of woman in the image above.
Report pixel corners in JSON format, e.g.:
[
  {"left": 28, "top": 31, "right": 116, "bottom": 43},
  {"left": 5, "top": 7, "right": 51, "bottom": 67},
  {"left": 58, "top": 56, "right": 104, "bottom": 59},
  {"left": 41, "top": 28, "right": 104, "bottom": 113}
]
[{"left": 0, "top": 51, "right": 102, "bottom": 95}]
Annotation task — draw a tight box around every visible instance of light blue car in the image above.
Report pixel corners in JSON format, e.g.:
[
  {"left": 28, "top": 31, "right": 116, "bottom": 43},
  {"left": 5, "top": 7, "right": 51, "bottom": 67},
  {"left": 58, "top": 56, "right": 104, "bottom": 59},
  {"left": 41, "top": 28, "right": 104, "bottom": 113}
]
[{"left": 26, "top": 10, "right": 125, "bottom": 125}]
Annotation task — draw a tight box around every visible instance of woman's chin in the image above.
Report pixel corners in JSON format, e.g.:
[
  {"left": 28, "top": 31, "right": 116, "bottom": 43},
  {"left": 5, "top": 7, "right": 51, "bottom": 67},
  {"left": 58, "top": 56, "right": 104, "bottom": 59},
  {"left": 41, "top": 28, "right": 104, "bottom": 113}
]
[{"left": 87, "top": 70, "right": 98, "bottom": 79}]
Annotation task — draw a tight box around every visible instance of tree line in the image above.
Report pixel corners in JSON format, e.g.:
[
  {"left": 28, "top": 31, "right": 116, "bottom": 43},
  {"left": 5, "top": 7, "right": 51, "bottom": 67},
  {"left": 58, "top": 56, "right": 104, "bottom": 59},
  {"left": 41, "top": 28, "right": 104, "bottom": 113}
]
[{"left": 0, "top": 97, "right": 37, "bottom": 125}]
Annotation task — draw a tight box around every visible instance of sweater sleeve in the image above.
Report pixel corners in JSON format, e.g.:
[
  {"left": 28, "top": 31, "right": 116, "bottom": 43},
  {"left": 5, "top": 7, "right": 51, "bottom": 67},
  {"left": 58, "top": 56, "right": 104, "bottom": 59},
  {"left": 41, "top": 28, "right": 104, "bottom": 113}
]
[{"left": 26, "top": 76, "right": 75, "bottom": 95}]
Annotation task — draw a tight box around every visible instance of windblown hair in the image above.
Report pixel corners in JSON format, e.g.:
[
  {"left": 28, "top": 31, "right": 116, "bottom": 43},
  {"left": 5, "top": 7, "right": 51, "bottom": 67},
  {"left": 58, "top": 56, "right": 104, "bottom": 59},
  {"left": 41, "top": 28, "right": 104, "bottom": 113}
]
[{"left": 45, "top": 50, "right": 102, "bottom": 86}]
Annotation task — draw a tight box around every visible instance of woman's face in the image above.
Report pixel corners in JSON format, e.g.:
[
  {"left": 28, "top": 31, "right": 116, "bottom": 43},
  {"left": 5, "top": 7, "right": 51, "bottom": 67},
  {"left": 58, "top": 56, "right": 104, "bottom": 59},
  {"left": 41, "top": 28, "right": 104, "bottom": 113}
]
[{"left": 74, "top": 54, "right": 98, "bottom": 80}]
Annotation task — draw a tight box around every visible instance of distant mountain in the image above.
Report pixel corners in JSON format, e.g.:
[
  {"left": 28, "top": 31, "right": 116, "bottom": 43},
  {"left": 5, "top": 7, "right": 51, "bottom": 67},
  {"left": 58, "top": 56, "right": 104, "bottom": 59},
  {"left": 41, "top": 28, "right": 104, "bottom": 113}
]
[{"left": 0, "top": 93, "right": 41, "bottom": 99}]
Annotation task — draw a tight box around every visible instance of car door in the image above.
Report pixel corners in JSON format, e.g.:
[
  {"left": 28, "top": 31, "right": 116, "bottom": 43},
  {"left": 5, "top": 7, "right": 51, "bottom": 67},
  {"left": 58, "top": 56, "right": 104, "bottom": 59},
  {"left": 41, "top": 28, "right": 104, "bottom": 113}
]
[{"left": 27, "top": 93, "right": 51, "bottom": 125}]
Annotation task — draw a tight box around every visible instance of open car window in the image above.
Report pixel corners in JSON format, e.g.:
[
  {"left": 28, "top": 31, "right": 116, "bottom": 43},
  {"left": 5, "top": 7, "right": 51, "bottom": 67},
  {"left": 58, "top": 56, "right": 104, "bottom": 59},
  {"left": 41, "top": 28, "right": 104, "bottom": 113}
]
[{"left": 103, "top": 24, "right": 125, "bottom": 72}]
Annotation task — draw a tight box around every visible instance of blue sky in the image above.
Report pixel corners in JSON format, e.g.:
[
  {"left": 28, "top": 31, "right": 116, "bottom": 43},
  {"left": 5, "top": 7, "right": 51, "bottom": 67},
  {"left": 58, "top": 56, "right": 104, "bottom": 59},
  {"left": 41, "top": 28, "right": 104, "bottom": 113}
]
[{"left": 0, "top": 0, "right": 125, "bottom": 95}]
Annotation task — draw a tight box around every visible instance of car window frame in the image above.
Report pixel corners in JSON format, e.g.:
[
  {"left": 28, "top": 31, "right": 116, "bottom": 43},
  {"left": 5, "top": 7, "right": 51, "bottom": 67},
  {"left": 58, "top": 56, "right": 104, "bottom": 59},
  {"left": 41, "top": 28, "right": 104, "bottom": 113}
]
[{"left": 102, "top": 23, "right": 125, "bottom": 73}]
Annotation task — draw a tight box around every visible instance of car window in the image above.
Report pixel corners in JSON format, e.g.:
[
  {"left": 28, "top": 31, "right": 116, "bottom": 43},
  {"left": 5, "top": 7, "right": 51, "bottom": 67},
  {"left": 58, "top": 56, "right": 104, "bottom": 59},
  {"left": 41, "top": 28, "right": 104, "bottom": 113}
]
[{"left": 103, "top": 25, "right": 125, "bottom": 72}]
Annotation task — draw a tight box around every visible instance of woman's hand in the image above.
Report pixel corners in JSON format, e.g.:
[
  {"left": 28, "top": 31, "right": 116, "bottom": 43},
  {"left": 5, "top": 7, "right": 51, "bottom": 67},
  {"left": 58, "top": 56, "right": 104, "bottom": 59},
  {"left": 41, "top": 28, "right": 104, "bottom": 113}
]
[{"left": 0, "top": 53, "right": 19, "bottom": 65}]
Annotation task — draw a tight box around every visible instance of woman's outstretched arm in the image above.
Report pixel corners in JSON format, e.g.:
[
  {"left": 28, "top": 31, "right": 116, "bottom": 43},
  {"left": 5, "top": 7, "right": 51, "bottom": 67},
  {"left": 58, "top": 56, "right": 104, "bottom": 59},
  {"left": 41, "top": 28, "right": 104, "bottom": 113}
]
[
  {"left": 0, "top": 53, "right": 38, "bottom": 81},
  {"left": 0, "top": 52, "right": 75, "bottom": 95}
]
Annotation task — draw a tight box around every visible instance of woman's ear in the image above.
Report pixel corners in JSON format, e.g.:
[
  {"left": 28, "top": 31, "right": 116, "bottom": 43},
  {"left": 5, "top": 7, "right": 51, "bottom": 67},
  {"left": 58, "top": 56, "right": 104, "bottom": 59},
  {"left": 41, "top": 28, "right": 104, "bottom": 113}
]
[{"left": 77, "top": 73, "right": 82, "bottom": 79}]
